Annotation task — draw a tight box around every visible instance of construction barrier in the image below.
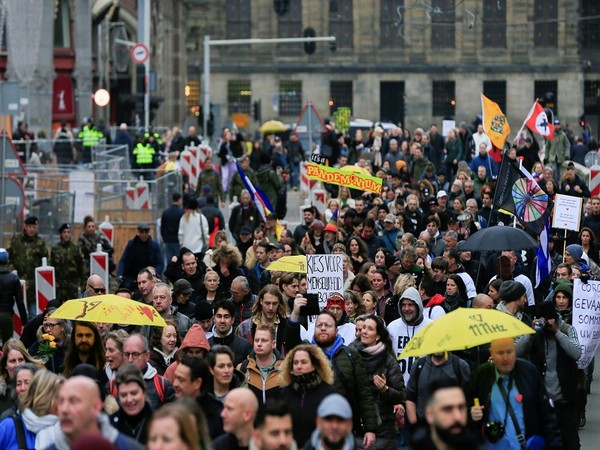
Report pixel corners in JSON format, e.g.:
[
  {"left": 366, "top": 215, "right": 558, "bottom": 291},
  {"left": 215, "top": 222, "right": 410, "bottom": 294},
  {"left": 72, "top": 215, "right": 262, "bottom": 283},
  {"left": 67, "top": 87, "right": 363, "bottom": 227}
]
[
  {"left": 13, "top": 280, "right": 26, "bottom": 338},
  {"left": 590, "top": 165, "right": 600, "bottom": 198},
  {"left": 99, "top": 215, "right": 114, "bottom": 246},
  {"left": 90, "top": 244, "right": 110, "bottom": 291},
  {"left": 35, "top": 257, "right": 56, "bottom": 315}
]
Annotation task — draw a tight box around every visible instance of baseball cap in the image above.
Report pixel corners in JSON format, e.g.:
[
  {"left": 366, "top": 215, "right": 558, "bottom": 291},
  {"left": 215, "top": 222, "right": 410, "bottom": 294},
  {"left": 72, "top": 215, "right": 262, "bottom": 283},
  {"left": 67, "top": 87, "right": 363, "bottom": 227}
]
[
  {"left": 174, "top": 279, "right": 194, "bottom": 295},
  {"left": 270, "top": 243, "right": 284, "bottom": 251},
  {"left": 317, "top": 394, "right": 353, "bottom": 420},
  {"left": 138, "top": 224, "right": 151, "bottom": 231},
  {"left": 384, "top": 214, "right": 396, "bottom": 223},
  {"left": 436, "top": 190, "right": 448, "bottom": 199},
  {"left": 0, "top": 248, "right": 8, "bottom": 265},
  {"left": 240, "top": 225, "right": 253, "bottom": 235}
]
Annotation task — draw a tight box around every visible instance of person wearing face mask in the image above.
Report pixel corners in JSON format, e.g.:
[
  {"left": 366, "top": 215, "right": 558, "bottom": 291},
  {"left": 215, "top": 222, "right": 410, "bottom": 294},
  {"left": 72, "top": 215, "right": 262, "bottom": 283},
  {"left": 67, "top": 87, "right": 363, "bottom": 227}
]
[{"left": 110, "top": 364, "right": 153, "bottom": 445}]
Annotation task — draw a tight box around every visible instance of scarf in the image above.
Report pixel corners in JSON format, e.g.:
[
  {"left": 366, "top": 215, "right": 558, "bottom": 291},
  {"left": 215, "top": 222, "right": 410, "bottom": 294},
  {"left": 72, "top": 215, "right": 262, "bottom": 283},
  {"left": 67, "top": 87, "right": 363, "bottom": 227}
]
[
  {"left": 153, "top": 346, "right": 178, "bottom": 367},
  {"left": 558, "top": 308, "right": 572, "bottom": 325},
  {"left": 290, "top": 371, "right": 323, "bottom": 396},
  {"left": 21, "top": 408, "right": 60, "bottom": 450},
  {"left": 444, "top": 293, "right": 466, "bottom": 312},
  {"left": 354, "top": 341, "right": 387, "bottom": 376}
]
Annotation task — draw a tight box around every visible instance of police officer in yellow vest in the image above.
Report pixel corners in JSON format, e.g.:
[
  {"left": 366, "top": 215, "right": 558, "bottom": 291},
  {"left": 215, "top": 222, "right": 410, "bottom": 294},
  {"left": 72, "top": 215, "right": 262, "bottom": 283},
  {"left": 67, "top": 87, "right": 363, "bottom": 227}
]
[
  {"left": 77, "top": 117, "right": 104, "bottom": 163},
  {"left": 133, "top": 135, "right": 157, "bottom": 180}
]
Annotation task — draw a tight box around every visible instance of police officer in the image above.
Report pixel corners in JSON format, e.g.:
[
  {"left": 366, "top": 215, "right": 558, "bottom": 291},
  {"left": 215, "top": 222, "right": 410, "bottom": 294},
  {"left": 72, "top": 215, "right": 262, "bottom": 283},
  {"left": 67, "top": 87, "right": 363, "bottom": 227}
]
[
  {"left": 7, "top": 216, "right": 47, "bottom": 318},
  {"left": 51, "top": 223, "right": 84, "bottom": 302},
  {"left": 77, "top": 117, "right": 103, "bottom": 163},
  {"left": 133, "top": 132, "right": 157, "bottom": 180}
]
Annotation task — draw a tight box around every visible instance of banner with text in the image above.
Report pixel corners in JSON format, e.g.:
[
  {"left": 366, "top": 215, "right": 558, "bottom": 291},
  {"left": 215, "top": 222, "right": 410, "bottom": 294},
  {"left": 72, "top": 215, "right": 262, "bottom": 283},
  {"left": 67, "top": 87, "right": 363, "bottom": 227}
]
[
  {"left": 573, "top": 279, "right": 600, "bottom": 368},
  {"left": 307, "top": 254, "right": 344, "bottom": 309},
  {"left": 306, "top": 163, "right": 383, "bottom": 194}
]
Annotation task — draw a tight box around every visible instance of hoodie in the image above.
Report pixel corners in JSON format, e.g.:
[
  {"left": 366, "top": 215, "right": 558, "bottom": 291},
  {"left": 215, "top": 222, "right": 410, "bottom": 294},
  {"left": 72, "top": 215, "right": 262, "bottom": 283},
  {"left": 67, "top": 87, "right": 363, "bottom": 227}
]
[
  {"left": 164, "top": 324, "right": 210, "bottom": 383},
  {"left": 304, "top": 427, "right": 354, "bottom": 450},
  {"left": 387, "top": 287, "right": 432, "bottom": 386},
  {"left": 423, "top": 293, "right": 446, "bottom": 320}
]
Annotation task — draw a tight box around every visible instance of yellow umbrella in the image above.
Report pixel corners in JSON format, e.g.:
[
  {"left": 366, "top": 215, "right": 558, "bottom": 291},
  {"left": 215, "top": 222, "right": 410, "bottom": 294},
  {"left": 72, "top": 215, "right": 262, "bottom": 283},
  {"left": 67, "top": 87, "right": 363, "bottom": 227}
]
[
  {"left": 259, "top": 120, "right": 287, "bottom": 134},
  {"left": 49, "top": 294, "right": 167, "bottom": 327},
  {"left": 266, "top": 255, "right": 307, "bottom": 273},
  {"left": 339, "top": 165, "right": 372, "bottom": 176},
  {"left": 399, "top": 308, "right": 535, "bottom": 359}
]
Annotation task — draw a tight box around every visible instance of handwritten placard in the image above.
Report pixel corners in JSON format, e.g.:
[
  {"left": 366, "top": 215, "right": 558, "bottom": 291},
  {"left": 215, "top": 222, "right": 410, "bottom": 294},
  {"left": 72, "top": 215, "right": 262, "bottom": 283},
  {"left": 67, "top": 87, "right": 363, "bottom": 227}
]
[
  {"left": 552, "top": 194, "right": 583, "bottom": 231},
  {"left": 307, "top": 254, "right": 343, "bottom": 309},
  {"left": 573, "top": 279, "right": 600, "bottom": 369}
]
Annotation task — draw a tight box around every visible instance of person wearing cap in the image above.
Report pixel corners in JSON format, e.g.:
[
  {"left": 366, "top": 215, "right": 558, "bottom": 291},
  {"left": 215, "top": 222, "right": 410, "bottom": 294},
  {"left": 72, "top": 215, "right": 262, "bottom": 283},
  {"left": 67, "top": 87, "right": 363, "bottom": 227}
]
[
  {"left": 7, "top": 216, "right": 48, "bottom": 317},
  {"left": 51, "top": 223, "right": 84, "bottom": 302},
  {"left": 0, "top": 248, "right": 28, "bottom": 343},
  {"left": 516, "top": 298, "right": 581, "bottom": 450},
  {"left": 305, "top": 293, "right": 356, "bottom": 345},
  {"left": 304, "top": 393, "right": 355, "bottom": 450},
  {"left": 229, "top": 190, "right": 262, "bottom": 246},
  {"left": 381, "top": 213, "right": 399, "bottom": 253},
  {"left": 496, "top": 280, "right": 531, "bottom": 325},
  {"left": 117, "top": 224, "right": 163, "bottom": 291},
  {"left": 545, "top": 119, "right": 570, "bottom": 183},
  {"left": 78, "top": 215, "right": 116, "bottom": 280},
  {"left": 172, "top": 279, "right": 197, "bottom": 319},
  {"left": 286, "top": 308, "right": 379, "bottom": 448},
  {"left": 560, "top": 161, "right": 590, "bottom": 198},
  {"left": 196, "top": 157, "right": 225, "bottom": 205}
]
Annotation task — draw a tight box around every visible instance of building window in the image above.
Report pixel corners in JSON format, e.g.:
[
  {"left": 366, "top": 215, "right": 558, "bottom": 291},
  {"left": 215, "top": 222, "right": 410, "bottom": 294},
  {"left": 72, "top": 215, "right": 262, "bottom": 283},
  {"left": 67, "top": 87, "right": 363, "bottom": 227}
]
[
  {"left": 278, "top": 0, "right": 302, "bottom": 51},
  {"left": 535, "top": 80, "right": 558, "bottom": 116},
  {"left": 279, "top": 80, "right": 302, "bottom": 116},
  {"left": 482, "top": 0, "right": 505, "bottom": 48},
  {"left": 483, "top": 81, "right": 506, "bottom": 113},
  {"left": 581, "top": 0, "right": 600, "bottom": 50},
  {"left": 329, "top": 0, "right": 353, "bottom": 48},
  {"left": 432, "top": 81, "right": 455, "bottom": 117},
  {"left": 431, "top": 0, "right": 455, "bottom": 49},
  {"left": 228, "top": 80, "right": 252, "bottom": 115},
  {"left": 584, "top": 80, "right": 600, "bottom": 115},
  {"left": 330, "top": 81, "right": 352, "bottom": 115},
  {"left": 380, "top": 0, "right": 405, "bottom": 48},
  {"left": 534, "top": 0, "right": 557, "bottom": 48},
  {"left": 226, "top": 0, "right": 251, "bottom": 40},
  {"left": 54, "top": 0, "right": 72, "bottom": 48}
]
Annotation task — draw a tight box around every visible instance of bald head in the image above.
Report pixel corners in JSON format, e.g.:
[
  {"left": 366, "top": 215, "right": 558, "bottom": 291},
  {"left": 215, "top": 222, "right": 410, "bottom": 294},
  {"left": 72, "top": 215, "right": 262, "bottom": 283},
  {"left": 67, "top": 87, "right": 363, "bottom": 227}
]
[
  {"left": 472, "top": 294, "right": 494, "bottom": 309},
  {"left": 57, "top": 376, "right": 103, "bottom": 442},
  {"left": 222, "top": 388, "right": 259, "bottom": 437},
  {"left": 490, "top": 337, "right": 516, "bottom": 376},
  {"left": 85, "top": 275, "right": 105, "bottom": 296},
  {"left": 229, "top": 387, "right": 259, "bottom": 414}
]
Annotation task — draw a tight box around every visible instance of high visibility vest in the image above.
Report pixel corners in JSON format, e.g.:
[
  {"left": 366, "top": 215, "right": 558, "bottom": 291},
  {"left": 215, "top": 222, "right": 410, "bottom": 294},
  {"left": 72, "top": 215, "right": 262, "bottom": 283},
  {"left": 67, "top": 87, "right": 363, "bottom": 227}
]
[
  {"left": 134, "top": 143, "right": 155, "bottom": 165},
  {"left": 78, "top": 126, "right": 100, "bottom": 147}
]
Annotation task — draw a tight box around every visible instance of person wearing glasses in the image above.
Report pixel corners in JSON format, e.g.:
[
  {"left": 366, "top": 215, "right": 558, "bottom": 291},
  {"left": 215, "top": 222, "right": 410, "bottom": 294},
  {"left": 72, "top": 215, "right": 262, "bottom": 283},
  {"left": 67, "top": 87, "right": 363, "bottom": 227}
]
[
  {"left": 84, "top": 274, "right": 106, "bottom": 297},
  {"left": 29, "top": 307, "right": 71, "bottom": 373}
]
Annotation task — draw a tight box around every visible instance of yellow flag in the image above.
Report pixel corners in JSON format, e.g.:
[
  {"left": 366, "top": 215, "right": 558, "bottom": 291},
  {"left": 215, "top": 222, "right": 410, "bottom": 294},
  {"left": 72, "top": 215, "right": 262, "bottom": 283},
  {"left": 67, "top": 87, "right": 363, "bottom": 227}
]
[{"left": 481, "top": 94, "right": 511, "bottom": 149}]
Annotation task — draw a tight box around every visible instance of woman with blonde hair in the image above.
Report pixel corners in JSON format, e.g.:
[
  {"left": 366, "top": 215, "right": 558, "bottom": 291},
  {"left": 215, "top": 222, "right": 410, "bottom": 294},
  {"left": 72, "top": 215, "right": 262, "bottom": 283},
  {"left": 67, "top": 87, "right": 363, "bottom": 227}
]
[
  {"left": 279, "top": 344, "right": 336, "bottom": 447},
  {"left": 178, "top": 197, "right": 209, "bottom": 258},
  {"left": 148, "top": 402, "right": 201, "bottom": 450},
  {"left": 0, "top": 369, "right": 64, "bottom": 450},
  {"left": 337, "top": 186, "right": 356, "bottom": 209}
]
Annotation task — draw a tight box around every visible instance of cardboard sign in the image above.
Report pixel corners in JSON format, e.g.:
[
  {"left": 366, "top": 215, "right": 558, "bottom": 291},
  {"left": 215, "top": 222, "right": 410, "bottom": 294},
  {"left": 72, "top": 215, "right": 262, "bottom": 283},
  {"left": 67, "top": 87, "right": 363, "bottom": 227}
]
[
  {"left": 552, "top": 194, "right": 583, "bottom": 231},
  {"left": 573, "top": 279, "right": 600, "bottom": 369},
  {"left": 307, "top": 254, "right": 343, "bottom": 309},
  {"left": 306, "top": 163, "right": 383, "bottom": 194}
]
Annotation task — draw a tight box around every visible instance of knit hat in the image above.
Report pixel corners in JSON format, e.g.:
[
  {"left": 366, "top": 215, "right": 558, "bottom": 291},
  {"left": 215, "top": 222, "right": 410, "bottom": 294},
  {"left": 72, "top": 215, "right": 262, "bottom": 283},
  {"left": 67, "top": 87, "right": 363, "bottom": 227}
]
[
  {"left": 71, "top": 433, "right": 117, "bottom": 450},
  {"left": 396, "top": 160, "right": 407, "bottom": 171},
  {"left": 195, "top": 300, "right": 214, "bottom": 322},
  {"left": 566, "top": 244, "right": 584, "bottom": 264},
  {"left": 326, "top": 292, "right": 345, "bottom": 311},
  {"left": 499, "top": 280, "right": 526, "bottom": 303},
  {"left": 317, "top": 393, "right": 353, "bottom": 420},
  {"left": 0, "top": 248, "right": 8, "bottom": 265},
  {"left": 553, "top": 282, "right": 573, "bottom": 303}
]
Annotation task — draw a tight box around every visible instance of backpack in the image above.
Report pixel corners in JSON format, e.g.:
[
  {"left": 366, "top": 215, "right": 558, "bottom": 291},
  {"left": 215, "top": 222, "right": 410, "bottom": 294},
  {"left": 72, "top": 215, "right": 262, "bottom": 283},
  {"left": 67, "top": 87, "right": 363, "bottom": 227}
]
[
  {"left": 11, "top": 413, "right": 27, "bottom": 450},
  {"left": 412, "top": 354, "right": 464, "bottom": 388},
  {"left": 109, "top": 374, "right": 166, "bottom": 404}
]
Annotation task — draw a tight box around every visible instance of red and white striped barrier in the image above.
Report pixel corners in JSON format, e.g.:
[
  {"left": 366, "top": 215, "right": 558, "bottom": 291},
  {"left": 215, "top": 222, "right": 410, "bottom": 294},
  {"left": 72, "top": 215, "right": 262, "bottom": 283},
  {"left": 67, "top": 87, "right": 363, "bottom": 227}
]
[
  {"left": 13, "top": 280, "right": 26, "bottom": 338},
  {"left": 136, "top": 178, "right": 151, "bottom": 209},
  {"left": 313, "top": 189, "right": 326, "bottom": 216},
  {"left": 180, "top": 148, "right": 198, "bottom": 191},
  {"left": 90, "top": 244, "right": 110, "bottom": 292},
  {"left": 35, "top": 257, "right": 56, "bottom": 315},
  {"left": 125, "top": 186, "right": 136, "bottom": 209},
  {"left": 300, "top": 162, "right": 318, "bottom": 192},
  {"left": 198, "top": 145, "right": 211, "bottom": 171},
  {"left": 590, "top": 165, "right": 600, "bottom": 198},
  {"left": 99, "top": 215, "right": 114, "bottom": 246}
]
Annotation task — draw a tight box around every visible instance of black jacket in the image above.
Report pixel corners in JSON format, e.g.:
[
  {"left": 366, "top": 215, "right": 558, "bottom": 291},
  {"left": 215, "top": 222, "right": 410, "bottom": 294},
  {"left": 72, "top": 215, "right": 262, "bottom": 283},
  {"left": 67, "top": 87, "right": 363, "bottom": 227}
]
[
  {"left": 0, "top": 267, "right": 27, "bottom": 322},
  {"left": 209, "top": 330, "right": 252, "bottom": 366},
  {"left": 160, "top": 204, "right": 184, "bottom": 244},
  {"left": 464, "top": 358, "right": 562, "bottom": 449}
]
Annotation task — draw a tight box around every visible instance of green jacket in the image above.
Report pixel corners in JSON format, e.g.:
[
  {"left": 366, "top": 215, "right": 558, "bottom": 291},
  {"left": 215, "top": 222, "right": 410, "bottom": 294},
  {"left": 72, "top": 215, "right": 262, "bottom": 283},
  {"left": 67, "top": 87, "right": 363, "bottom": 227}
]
[
  {"left": 8, "top": 232, "right": 48, "bottom": 281},
  {"left": 229, "top": 166, "right": 257, "bottom": 201},
  {"left": 546, "top": 130, "right": 570, "bottom": 164},
  {"left": 256, "top": 164, "right": 280, "bottom": 208},
  {"left": 196, "top": 169, "right": 225, "bottom": 202},
  {"left": 51, "top": 240, "right": 84, "bottom": 302}
]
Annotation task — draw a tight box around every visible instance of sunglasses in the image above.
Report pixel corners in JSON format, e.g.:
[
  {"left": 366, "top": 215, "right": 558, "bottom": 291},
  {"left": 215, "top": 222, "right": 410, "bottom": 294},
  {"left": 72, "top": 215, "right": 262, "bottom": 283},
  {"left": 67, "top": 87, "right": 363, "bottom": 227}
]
[{"left": 87, "top": 284, "right": 106, "bottom": 294}]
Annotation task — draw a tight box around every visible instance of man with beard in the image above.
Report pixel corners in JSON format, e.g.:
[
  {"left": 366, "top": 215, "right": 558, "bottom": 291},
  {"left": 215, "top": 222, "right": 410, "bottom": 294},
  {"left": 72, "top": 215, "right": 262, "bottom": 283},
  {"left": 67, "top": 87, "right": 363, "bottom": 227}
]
[
  {"left": 304, "top": 394, "right": 356, "bottom": 450},
  {"left": 286, "top": 308, "right": 378, "bottom": 449},
  {"left": 466, "top": 338, "right": 562, "bottom": 450},
  {"left": 63, "top": 321, "right": 106, "bottom": 383},
  {"left": 408, "top": 379, "right": 483, "bottom": 450},
  {"left": 250, "top": 400, "right": 297, "bottom": 450}
]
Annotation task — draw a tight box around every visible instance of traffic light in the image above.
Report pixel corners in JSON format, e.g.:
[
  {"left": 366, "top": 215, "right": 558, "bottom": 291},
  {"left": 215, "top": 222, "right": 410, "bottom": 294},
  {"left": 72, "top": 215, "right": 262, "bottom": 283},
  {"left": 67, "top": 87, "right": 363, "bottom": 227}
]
[
  {"left": 579, "top": 114, "right": 586, "bottom": 128},
  {"left": 253, "top": 100, "right": 261, "bottom": 122},
  {"left": 304, "top": 27, "right": 316, "bottom": 55}
]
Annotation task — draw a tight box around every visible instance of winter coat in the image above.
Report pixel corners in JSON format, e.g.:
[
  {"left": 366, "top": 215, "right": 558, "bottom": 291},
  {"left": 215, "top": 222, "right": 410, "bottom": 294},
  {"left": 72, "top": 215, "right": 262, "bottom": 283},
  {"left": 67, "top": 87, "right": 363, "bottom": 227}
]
[
  {"left": 0, "top": 408, "right": 59, "bottom": 450},
  {"left": 201, "top": 369, "right": 246, "bottom": 438},
  {"left": 117, "top": 235, "right": 163, "bottom": 279},
  {"left": 256, "top": 164, "right": 281, "bottom": 208},
  {"left": 237, "top": 352, "right": 283, "bottom": 407},
  {"left": 178, "top": 211, "right": 209, "bottom": 254},
  {"left": 164, "top": 324, "right": 210, "bottom": 383},
  {"left": 110, "top": 401, "right": 153, "bottom": 444},
  {"left": 209, "top": 328, "right": 252, "bottom": 366}
]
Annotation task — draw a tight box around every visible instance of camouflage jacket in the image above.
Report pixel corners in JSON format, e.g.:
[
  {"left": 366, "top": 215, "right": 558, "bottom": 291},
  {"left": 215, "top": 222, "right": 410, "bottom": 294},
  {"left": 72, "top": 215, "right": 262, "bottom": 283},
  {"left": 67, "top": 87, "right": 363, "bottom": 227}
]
[
  {"left": 7, "top": 232, "right": 49, "bottom": 280},
  {"left": 51, "top": 240, "right": 84, "bottom": 281},
  {"left": 196, "top": 169, "right": 225, "bottom": 202}
]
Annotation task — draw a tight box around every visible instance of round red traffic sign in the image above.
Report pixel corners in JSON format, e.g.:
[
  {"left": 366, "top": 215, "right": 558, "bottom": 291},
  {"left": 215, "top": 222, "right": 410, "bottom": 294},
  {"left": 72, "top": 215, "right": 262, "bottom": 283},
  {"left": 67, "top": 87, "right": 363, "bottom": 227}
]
[{"left": 130, "top": 43, "right": 149, "bottom": 65}]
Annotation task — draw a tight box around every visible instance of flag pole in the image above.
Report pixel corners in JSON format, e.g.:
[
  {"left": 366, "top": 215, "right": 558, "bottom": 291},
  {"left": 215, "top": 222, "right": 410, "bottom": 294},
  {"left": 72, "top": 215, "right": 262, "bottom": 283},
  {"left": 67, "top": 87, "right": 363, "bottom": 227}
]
[{"left": 515, "top": 102, "right": 536, "bottom": 144}]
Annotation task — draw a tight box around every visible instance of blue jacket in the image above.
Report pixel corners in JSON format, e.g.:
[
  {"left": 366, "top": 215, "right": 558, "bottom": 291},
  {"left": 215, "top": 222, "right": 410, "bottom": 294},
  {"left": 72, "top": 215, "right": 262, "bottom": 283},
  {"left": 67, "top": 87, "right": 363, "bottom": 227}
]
[{"left": 469, "top": 153, "right": 498, "bottom": 177}]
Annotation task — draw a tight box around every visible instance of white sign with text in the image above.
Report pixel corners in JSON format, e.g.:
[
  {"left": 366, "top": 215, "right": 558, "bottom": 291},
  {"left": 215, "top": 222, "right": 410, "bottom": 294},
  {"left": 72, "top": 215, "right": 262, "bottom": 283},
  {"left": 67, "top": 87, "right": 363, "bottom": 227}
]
[
  {"left": 552, "top": 194, "right": 583, "bottom": 231},
  {"left": 573, "top": 279, "right": 600, "bottom": 369},
  {"left": 307, "top": 254, "right": 344, "bottom": 309}
]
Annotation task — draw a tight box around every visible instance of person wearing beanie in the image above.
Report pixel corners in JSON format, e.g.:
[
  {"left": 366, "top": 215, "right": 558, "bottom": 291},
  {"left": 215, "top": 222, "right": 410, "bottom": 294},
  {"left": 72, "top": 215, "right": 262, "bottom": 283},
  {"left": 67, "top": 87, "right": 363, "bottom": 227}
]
[
  {"left": 172, "top": 279, "right": 196, "bottom": 320},
  {"left": 0, "top": 248, "right": 28, "bottom": 344},
  {"left": 565, "top": 244, "right": 584, "bottom": 266},
  {"left": 323, "top": 292, "right": 356, "bottom": 345},
  {"left": 195, "top": 300, "right": 214, "bottom": 339},
  {"left": 516, "top": 299, "right": 581, "bottom": 450},
  {"left": 388, "top": 287, "right": 433, "bottom": 386},
  {"left": 496, "top": 280, "right": 531, "bottom": 325}
]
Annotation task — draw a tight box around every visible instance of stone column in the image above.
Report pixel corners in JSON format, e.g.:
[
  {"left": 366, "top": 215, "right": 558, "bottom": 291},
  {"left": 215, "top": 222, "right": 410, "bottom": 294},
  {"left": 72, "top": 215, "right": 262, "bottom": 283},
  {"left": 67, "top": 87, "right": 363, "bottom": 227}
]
[{"left": 73, "top": 0, "right": 93, "bottom": 124}]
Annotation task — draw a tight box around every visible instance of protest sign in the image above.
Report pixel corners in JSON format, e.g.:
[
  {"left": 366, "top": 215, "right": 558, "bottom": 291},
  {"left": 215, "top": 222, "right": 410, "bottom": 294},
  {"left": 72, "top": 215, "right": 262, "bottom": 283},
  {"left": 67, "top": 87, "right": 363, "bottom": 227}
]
[
  {"left": 573, "top": 279, "right": 600, "bottom": 369},
  {"left": 306, "top": 163, "right": 383, "bottom": 194},
  {"left": 307, "top": 254, "right": 343, "bottom": 309},
  {"left": 552, "top": 194, "right": 582, "bottom": 231}
]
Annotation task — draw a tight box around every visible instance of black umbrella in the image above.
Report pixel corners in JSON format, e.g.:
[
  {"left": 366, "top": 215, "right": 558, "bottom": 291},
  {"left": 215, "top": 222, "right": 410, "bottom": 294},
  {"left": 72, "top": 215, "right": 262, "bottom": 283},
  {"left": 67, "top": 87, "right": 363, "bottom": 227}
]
[{"left": 460, "top": 225, "right": 538, "bottom": 252}]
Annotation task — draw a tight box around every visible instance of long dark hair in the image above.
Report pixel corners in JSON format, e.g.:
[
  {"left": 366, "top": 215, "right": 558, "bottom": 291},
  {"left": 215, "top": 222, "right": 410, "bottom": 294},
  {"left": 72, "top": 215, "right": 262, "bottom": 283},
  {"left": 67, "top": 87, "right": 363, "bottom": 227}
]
[
  {"left": 63, "top": 321, "right": 105, "bottom": 377},
  {"left": 362, "top": 315, "right": 394, "bottom": 356}
]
